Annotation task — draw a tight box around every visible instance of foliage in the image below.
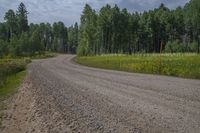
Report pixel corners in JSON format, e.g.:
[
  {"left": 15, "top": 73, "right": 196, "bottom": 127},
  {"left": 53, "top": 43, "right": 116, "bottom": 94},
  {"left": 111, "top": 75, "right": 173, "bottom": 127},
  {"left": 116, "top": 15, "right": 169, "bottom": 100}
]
[
  {"left": 78, "top": 1, "right": 200, "bottom": 55},
  {"left": 29, "top": 52, "right": 58, "bottom": 59},
  {"left": 0, "top": 40, "right": 8, "bottom": 56},
  {"left": 0, "top": 58, "right": 30, "bottom": 87},
  {"left": 165, "top": 41, "right": 198, "bottom": 53},
  {"left": 0, "top": 2, "right": 79, "bottom": 57},
  {"left": 78, "top": 4, "right": 97, "bottom": 56},
  {"left": 16, "top": 2, "right": 28, "bottom": 33},
  {"left": 0, "top": 71, "right": 26, "bottom": 101},
  {"left": 0, "top": 1, "right": 200, "bottom": 56},
  {"left": 77, "top": 54, "right": 200, "bottom": 79},
  {"left": 68, "top": 22, "right": 79, "bottom": 54}
]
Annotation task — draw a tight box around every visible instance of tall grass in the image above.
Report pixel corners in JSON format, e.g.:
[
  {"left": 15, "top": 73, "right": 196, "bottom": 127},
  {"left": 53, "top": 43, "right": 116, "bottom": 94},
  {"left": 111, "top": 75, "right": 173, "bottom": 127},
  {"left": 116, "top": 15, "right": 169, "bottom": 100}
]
[
  {"left": 77, "top": 54, "right": 200, "bottom": 79},
  {"left": 0, "top": 58, "right": 31, "bottom": 87}
]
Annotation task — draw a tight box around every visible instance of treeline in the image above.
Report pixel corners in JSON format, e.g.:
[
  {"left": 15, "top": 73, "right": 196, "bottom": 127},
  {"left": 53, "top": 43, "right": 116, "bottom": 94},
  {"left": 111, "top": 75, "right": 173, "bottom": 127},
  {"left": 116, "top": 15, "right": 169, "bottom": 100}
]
[
  {"left": 78, "top": 0, "right": 200, "bottom": 56},
  {"left": 1, "top": 1, "right": 200, "bottom": 57},
  {"left": 0, "top": 2, "right": 78, "bottom": 57}
]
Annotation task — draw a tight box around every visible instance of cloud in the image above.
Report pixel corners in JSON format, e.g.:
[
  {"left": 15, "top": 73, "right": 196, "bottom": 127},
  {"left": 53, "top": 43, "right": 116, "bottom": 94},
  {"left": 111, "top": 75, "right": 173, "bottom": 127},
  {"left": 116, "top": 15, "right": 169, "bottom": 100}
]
[{"left": 0, "top": 0, "right": 190, "bottom": 26}]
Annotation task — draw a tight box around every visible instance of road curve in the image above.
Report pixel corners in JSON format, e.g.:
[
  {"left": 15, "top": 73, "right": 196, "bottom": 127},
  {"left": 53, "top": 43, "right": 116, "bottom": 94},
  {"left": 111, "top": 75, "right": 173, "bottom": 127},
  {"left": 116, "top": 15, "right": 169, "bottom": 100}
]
[{"left": 24, "top": 55, "right": 200, "bottom": 132}]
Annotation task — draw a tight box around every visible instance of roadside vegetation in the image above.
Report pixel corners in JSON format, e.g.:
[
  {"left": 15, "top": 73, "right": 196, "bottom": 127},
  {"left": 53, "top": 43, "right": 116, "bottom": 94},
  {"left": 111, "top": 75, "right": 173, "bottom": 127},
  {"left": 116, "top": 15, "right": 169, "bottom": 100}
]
[
  {"left": 76, "top": 0, "right": 200, "bottom": 79},
  {"left": 77, "top": 54, "right": 200, "bottom": 79},
  {"left": 0, "top": 70, "right": 26, "bottom": 127},
  {"left": 0, "top": 51, "right": 57, "bottom": 100},
  {"left": 0, "top": 3, "right": 60, "bottom": 125},
  {"left": 0, "top": 58, "right": 30, "bottom": 97},
  {"left": 0, "top": 70, "right": 26, "bottom": 100},
  {"left": 0, "top": 58, "right": 30, "bottom": 127},
  {"left": 29, "top": 52, "right": 58, "bottom": 59},
  {"left": 0, "top": 52, "right": 58, "bottom": 127},
  {"left": 77, "top": 0, "right": 200, "bottom": 56},
  {"left": 0, "top": 3, "right": 79, "bottom": 58}
]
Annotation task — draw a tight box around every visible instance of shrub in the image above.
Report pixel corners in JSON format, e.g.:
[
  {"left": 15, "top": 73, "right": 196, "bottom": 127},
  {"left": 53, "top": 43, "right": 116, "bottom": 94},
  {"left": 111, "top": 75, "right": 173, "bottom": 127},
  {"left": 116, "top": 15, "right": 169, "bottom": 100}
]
[
  {"left": 0, "top": 59, "right": 29, "bottom": 87},
  {"left": 165, "top": 40, "right": 198, "bottom": 53},
  {"left": 188, "top": 42, "right": 198, "bottom": 52},
  {"left": 0, "top": 40, "right": 8, "bottom": 57}
]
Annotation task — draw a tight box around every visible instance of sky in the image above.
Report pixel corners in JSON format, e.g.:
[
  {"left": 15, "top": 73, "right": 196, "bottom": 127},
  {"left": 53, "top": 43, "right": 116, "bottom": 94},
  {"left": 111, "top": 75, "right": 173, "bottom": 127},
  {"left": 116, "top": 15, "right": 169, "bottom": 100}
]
[{"left": 0, "top": 0, "right": 190, "bottom": 26}]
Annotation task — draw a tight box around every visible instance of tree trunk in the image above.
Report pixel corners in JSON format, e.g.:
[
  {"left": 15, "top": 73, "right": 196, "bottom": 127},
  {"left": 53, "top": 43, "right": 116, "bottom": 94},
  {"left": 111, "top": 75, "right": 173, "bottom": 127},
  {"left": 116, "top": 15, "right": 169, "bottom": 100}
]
[{"left": 198, "top": 35, "right": 200, "bottom": 54}]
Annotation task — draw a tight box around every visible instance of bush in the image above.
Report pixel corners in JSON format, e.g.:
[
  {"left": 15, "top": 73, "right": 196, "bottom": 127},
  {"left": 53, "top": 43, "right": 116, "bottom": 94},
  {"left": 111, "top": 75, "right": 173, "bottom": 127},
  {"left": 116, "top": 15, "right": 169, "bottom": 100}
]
[
  {"left": 165, "top": 40, "right": 198, "bottom": 53},
  {"left": 0, "top": 59, "right": 29, "bottom": 87},
  {"left": 165, "top": 40, "right": 179, "bottom": 53},
  {"left": 0, "top": 40, "right": 8, "bottom": 57},
  {"left": 77, "top": 39, "right": 90, "bottom": 56},
  {"left": 188, "top": 42, "right": 198, "bottom": 52}
]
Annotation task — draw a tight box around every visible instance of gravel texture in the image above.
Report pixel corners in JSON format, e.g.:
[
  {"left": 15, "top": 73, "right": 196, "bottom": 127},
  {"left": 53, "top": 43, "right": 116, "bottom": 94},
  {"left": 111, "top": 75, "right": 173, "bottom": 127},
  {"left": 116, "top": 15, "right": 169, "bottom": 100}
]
[{"left": 2, "top": 55, "right": 200, "bottom": 133}]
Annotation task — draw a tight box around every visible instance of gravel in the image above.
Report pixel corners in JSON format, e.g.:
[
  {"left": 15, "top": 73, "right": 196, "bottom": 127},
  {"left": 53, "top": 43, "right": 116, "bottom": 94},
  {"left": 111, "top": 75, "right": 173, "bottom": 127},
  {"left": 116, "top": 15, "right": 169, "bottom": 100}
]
[{"left": 2, "top": 55, "right": 200, "bottom": 133}]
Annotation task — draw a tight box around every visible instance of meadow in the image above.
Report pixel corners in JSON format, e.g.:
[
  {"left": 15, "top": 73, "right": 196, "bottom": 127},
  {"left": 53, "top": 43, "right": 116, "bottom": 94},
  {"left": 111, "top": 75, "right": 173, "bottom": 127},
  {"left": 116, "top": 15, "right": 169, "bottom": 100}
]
[{"left": 77, "top": 53, "right": 200, "bottom": 79}]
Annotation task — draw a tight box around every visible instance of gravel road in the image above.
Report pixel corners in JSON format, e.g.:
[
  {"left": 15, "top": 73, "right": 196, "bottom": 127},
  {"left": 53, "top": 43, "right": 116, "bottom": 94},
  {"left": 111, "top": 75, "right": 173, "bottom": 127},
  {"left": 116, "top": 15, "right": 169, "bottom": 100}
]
[{"left": 3, "top": 55, "right": 200, "bottom": 133}]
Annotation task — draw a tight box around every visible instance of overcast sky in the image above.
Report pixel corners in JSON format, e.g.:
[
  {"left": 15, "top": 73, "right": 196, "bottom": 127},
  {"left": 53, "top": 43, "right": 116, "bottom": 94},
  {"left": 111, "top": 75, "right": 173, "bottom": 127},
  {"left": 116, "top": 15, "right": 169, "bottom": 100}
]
[{"left": 0, "top": 0, "right": 190, "bottom": 26}]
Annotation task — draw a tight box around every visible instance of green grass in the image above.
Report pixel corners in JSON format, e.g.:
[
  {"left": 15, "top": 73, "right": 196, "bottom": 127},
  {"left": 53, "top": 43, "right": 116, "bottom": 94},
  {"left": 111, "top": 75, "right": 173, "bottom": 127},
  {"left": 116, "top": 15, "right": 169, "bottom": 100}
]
[
  {"left": 0, "top": 58, "right": 30, "bottom": 127},
  {"left": 0, "top": 71, "right": 26, "bottom": 101},
  {"left": 0, "top": 59, "right": 30, "bottom": 87},
  {"left": 0, "top": 71, "right": 26, "bottom": 127},
  {"left": 0, "top": 52, "right": 54, "bottom": 127},
  {"left": 77, "top": 53, "right": 200, "bottom": 79}
]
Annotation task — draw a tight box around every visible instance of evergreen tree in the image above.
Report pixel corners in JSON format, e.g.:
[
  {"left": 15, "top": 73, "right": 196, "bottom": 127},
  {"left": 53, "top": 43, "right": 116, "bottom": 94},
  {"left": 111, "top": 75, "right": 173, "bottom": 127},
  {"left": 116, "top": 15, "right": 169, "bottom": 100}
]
[
  {"left": 4, "top": 9, "right": 17, "bottom": 39},
  {"left": 78, "top": 4, "right": 97, "bottom": 56},
  {"left": 16, "top": 2, "right": 29, "bottom": 34}
]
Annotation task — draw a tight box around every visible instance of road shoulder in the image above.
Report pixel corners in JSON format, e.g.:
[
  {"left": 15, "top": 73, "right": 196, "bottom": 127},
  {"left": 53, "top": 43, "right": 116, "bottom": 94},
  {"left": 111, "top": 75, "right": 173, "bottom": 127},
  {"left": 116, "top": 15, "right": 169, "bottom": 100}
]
[{"left": 1, "top": 75, "right": 40, "bottom": 133}]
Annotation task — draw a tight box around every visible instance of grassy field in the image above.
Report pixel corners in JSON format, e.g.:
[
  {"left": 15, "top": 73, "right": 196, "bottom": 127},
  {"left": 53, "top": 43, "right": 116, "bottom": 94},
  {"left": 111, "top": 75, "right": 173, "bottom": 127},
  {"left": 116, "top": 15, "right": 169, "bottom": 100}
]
[{"left": 77, "top": 53, "right": 200, "bottom": 79}]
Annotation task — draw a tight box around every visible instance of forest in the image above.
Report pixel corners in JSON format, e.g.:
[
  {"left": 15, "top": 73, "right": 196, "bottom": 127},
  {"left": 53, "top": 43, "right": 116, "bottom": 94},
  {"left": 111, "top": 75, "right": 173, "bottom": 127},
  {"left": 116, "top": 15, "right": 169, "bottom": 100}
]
[
  {"left": 0, "top": 3, "right": 78, "bottom": 57},
  {"left": 0, "top": 0, "right": 200, "bottom": 57},
  {"left": 78, "top": 0, "right": 200, "bottom": 55}
]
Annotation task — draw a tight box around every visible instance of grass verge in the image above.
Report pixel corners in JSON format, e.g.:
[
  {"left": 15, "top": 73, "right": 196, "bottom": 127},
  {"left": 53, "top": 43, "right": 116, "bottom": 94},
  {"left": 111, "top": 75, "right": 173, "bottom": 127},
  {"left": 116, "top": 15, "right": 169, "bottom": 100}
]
[
  {"left": 0, "top": 71, "right": 26, "bottom": 101},
  {"left": 77, "top": 54, "right": 200, "bottom": 79},
  {"left": 0, "top": 59, "right": 30, "bottom": 87},
  {"left": 0, "top": 71, "right": 26, "bottom": 127}
]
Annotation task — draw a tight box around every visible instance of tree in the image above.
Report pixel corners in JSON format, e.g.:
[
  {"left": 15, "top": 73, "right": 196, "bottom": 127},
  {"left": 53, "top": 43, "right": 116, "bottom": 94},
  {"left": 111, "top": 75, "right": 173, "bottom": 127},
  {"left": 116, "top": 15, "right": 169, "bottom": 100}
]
[
  {"left": 185, "top": 0, "right": 200, "bottom": 53},
  {"left": 0, "top": 23, "right": 7, "bottom": 41},
  {"left": 68, "top": 22, "right": 79, "bottom": 54},
  {"left": 4, "top": 9, "right": 17, "bottom": 39},
  {"left": 74, "top": 22, "right": 79, "bottom": 53},
  {"left": 0, "top": 39, "right": 8, "bottom": 56},
  {"left": 30, "top": 29, "right": 44, "bottom": 54},
  {"left": 97, "top": 4, "right": 112, "bottom": 53},
  {"left": 9, "top": 35, "right": 21, "bottom": 56},
  {"left": 129, "top": 12, "right": 140, "bottom": 53},
  {"left": 53, "top": 22, "right": 68, "bottom": 52},
  {"left": 79, "top": 4, "right": 97, "bottom": 55},
  {"left": 16, "top": 2, "right": 29, "bottom": 34},
  {"left": 1, "top": 1, "right": 200, "bottom": 56},
  {"left": 173, "top": 7, "right": 185, "bottom": 41},
  {"left": 19, "top": 32, "right": 30, "bottom": 55}
]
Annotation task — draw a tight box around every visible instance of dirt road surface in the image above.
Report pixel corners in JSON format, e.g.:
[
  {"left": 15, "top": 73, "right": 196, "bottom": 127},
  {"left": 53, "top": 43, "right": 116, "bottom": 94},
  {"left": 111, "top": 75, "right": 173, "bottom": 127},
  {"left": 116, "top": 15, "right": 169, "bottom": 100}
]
[{"left": 2, "top": 55, "right": 200, "bottom": 133}]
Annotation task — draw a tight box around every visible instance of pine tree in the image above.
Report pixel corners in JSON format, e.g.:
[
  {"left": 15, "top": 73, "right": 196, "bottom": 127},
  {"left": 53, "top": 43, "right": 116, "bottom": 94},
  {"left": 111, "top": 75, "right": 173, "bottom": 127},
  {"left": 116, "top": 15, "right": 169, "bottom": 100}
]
[{"left": 16, "top": 2, "right": 29, "bottom": 34}]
